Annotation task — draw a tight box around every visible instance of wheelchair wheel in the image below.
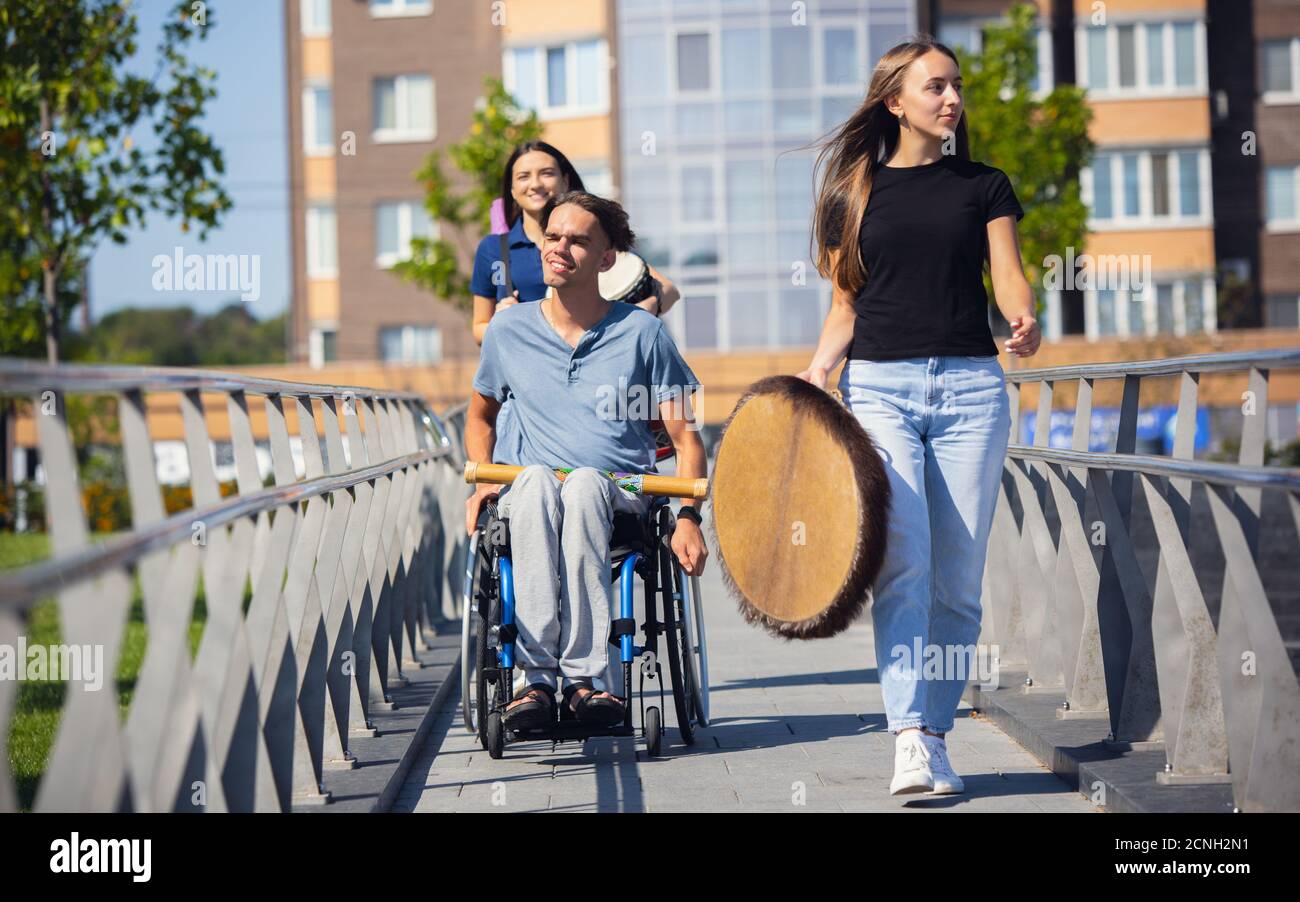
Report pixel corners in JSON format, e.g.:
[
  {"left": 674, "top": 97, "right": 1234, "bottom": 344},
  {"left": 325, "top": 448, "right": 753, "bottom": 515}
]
[
  {"left": 460, "top": 531, "right": 481, "bottom": 733},
  {"left": 682, "top": 572, "right": 710, "bottom": 727},
  {"left": 658, "top": 521, "right": 696, "bottom": 746},
  {"left": 475, "top": 588, "right": 491, "bottom": 749},
  {"left": 644, "top": 706, "right": 662, "bottom": 758},
  {"left": 486, "top": 709, "right": 504, "bottom": 759},
  {"left": 473, "top": 508, "right": 501, "bottom": 749}
]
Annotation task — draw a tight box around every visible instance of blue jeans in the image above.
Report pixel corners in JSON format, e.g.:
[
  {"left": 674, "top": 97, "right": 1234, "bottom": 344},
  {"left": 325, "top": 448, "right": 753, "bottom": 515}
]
[{"left": 839, "top": 355, "right": 1011, "bottom": 734}]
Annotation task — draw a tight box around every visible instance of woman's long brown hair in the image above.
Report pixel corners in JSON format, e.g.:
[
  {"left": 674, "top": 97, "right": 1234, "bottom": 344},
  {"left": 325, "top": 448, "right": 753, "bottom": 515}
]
[{"left": 812, "top": 37, "right": 970, "bottom": 296}]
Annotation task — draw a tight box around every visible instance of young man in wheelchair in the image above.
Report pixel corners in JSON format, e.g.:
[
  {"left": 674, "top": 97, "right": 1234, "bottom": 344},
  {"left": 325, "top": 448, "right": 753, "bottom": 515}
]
[{"left": 464, "top": 190, "right": 708, "bottom": 731}]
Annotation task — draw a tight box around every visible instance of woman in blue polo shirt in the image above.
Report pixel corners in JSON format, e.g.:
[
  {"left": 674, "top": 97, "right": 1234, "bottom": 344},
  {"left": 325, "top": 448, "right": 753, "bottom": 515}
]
[{"left": 470, "top": 140, "right": 680, "bottom": 345}]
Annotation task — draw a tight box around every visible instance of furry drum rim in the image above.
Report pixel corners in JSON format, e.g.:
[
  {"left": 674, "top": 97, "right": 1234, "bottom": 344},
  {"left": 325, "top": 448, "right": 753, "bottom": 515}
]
[{"left": 708, "top": 375, "right": 890, "bottom": 640}]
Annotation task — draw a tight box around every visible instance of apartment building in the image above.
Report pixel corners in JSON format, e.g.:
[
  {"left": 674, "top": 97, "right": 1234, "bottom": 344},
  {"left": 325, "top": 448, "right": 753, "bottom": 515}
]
[
  {"left": 937, "top": 0, "right": 1220, "bottom": 343},
  {"left": 284, "top": 0, "right": 1291, "bottom": 363},
  {"left": 1255, "top": 0, "right": 1300, "bottom": 327},
  {"left": 500, "top": 0, "right": 621, "bottom": 199},
  {"left": 615, "top": 0, "right": 917, "bottom": 353},
  {"left": 284, "top": 0, "right": 500, "bottom": 366}
]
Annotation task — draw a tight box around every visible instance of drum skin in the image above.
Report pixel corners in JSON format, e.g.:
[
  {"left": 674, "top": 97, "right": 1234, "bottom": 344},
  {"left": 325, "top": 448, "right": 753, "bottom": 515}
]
[
  {"left": 600, "top": 251, "right": 655, "bottom": 303},
  {"left": 708, "top": 375, "right": 890, "bottom": 640}
]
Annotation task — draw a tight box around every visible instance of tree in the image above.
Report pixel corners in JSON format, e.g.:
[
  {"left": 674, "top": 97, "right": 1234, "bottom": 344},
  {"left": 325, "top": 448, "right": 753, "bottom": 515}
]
[
  {"left": 392, "top": 77, "right": 544, "bottom": 313},
  {"left": 0, "top": 0, "right": 231, "bottom": 362},
  {"left": 83, "top": 301, "right": 286, "bottom": 366},
  {"left": 955, "top": 3, "right": 1094, "bottom": 328}
]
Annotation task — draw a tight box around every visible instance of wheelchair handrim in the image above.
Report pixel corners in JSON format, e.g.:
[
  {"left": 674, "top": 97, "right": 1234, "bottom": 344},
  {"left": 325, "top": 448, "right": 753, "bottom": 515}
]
[
  {"left": 461, "top": 530, "right": 481, "bottom": 733},
  {"left": 682, "top": 571, "right": 709, "bottom": 726}
]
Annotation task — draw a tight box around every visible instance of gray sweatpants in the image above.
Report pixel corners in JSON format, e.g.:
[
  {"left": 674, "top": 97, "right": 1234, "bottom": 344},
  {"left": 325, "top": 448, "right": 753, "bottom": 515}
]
[{"left": 496, "top": 465, "right": 652, "bottom": 694}]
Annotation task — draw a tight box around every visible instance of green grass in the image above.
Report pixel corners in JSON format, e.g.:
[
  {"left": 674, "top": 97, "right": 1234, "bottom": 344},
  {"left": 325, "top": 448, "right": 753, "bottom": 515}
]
[
  {"left": 0, "top": 532, "right": 53, "bottom": 571},
  {"left": 3, "top": 531, "right": 212, "bottom": 811}
]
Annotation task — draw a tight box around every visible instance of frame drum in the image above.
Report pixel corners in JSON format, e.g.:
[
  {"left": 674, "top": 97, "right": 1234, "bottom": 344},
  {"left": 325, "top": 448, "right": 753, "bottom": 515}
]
[
  {"left": 600, "top": 251, "right": 656, "bottom": 304},
  {"left": 708, "top": 375, "right": 891, "bottom": 640}
]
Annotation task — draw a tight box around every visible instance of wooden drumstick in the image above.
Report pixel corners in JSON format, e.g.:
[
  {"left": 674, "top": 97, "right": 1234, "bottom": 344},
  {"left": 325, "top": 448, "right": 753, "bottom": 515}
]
[{"left": 464, "top": 461, "right": 708, "bottom": 500}]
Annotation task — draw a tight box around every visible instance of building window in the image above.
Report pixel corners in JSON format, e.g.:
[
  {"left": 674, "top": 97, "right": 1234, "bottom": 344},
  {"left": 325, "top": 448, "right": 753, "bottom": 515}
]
[
  {"left": 868, "top": 22, "right": 907, "bottom": 67},
  {"left": 306, "top": 204, "right": 337, "bottom": 279},
  {"left": 574, "top": 159, "right": 614, "bottom": 198},
  {"left": 822, "top": 27, "right": 858, "bottom": 87},
  {"left": 505, "top": 40, "right": 608, "bottom": 118},
  {"left": 680, "top": 166, "right": 714, "bottom": 222},
  {"left": 728, "top": 289, "right": 771, "bottom": 349},
  {"left": 722, "top": 28, "right": 760, "bottom": 92},
  {"left": 623, "top": 33, "right": 667, "bottom": 101},
  {"left": 1266, "top": 165, "right": 1300, "bottom": 229},
  {"left": 301, "top": 0, "right": 330, "bottom": 36},
  {"left": 308, "top": 326, "right": 337, "bottom": 369},
  {"left": 1084, "top": 148, "right": 1210, "bottom": 228},
  {"left": 778, "top": 287, "right": 824, "bottom": 347},
  {"left": 677, "top": 33, "right": 711, "bottom": 92},
  {"left": 938, "top": 17, "right": 1053, "bottom": 94},
  {"left": 369, "top": 0, "right": 432, "bottom": 18},
  {"left": 1086, "top": 280, "right": 1212, "bottom": 339},
  {"left": 303, "top": 83, "right": 333, "bottom": 156},
  {"left": 1261, "top": 38, "right": 1300, "bottom": 102},
  {"left": 771, "top": 25, "right": 810, "bottom": 90},
  {"left": 774, "top": 153, "right": 813, "bottom": 224},
  {"left": 1265, "top": 294, "right": 1300, "bottom": 329},
  {"left": 375, "top": 201, "right": 435, "bottom": 267},
  {"left": 373, "top": 74, "right": 435, "bottom": 142},
  {"left": 1078, "top": 20, "right": 1206, "bottom": 97},
  {"left": 1095, "top": 289, "right": 1118, "bottom": 336},
  {"left": 1127, "top": 288, "right": 1147, "bottom": 336},
  {"left": 380, "top": 326, "right": 441, "bottom": 364},
  {"left": 682, "top": 294, "right": 717, "bottom": 349}
]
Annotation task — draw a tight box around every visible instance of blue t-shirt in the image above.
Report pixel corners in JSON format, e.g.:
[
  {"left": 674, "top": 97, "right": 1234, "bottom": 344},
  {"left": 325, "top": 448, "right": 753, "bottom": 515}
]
[
  {"left": 470, "top": 216, "right": 549, "bottom": 302},
  {"left": 473, "top": 301, "right": 699, "bottom": 474}
]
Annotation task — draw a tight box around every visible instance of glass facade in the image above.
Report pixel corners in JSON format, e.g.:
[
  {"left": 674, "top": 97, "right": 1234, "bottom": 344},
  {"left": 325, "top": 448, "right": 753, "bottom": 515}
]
[{"left": 617, "top": 0, "right": 915, "bottom": 351}]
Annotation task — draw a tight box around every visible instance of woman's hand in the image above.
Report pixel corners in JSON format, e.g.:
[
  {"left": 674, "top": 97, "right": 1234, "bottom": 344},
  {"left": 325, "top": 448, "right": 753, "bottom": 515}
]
[
  {"left": 635, "top": 282, "right": 662, "bottom": 316},
  {"left": 796, "top": 366, "right": 829, "bottom": 389},
  {"left": 495, "top": 291, "right": 520, "bottom": 313},
  {"left": 1005, "top": 315, "right": 1041, "bottom": 358},
  {"left": 671, "top": 517, "right": 708, "bottom": 576}
]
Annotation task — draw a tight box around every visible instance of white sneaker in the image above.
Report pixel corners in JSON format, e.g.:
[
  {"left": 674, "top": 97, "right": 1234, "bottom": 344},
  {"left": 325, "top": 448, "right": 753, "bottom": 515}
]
[
  {"left": 920, "top": 733, "right": 965, "bottom": 794},
  {"left": 890, "top": 731, "right": 935, "bottom": 795}
]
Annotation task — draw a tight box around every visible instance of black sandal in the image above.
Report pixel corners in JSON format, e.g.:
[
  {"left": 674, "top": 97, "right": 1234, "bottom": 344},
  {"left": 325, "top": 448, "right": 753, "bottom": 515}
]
[
  {"left": 563, "top": 681, "right": 626, "bottom": 726},
  {"left": 502, "top": 683, "right": 555, "bottom": 730}
]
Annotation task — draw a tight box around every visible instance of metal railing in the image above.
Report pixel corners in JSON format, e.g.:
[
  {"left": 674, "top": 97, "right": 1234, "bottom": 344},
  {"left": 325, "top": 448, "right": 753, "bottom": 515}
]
[
  {"left": 982, "top": 347, "right": 1300, "bottom": 812},
  {"left": 0, "top": 360, "right": 469, "bottom": 811}
]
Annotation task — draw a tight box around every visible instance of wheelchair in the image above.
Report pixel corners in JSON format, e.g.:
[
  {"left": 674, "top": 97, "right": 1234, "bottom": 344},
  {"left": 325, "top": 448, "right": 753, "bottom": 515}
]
[{"left": 459, "top": 493, "right": 709, "bottom": 759}]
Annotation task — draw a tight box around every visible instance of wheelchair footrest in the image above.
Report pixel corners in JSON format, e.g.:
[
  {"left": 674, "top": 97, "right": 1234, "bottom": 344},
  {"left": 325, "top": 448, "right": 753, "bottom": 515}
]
[{"left": 509, "top": 722, "right": 634, "bottom": 742}]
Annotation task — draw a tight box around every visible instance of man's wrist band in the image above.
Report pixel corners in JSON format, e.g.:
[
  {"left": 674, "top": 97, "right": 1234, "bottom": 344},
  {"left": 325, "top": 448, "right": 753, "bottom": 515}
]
[{"left": 676, "top": 506, "right": 702, "bottom": 525}]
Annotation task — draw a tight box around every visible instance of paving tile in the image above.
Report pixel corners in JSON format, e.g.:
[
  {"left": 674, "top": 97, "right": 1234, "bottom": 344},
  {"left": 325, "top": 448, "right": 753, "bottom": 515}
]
[{"left": 400, "top": 560, "right": 1089, "bottom": 814}]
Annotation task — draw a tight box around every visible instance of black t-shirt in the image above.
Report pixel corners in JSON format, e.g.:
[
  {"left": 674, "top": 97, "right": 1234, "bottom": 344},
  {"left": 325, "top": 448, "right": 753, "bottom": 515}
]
[{"left": 838, "top": 156, "right": 1023, "bottom": 361}]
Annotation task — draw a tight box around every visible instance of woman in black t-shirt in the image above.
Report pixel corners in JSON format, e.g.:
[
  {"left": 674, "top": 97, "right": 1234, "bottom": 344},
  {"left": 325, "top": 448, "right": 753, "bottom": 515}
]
[{"left": 797, "top": 37, "right": 1041, "bottom": 798}]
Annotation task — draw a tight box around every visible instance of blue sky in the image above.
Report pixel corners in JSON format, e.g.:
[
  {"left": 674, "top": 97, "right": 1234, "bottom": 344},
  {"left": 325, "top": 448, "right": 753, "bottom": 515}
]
[{"left": 89, "top": 0, "right": 290, "bottom": 321}]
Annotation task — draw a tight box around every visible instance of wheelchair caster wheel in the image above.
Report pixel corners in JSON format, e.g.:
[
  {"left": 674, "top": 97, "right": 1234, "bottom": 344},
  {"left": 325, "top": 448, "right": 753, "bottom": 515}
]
[
  {"left": 486, "top": 710, "right": 504, "bottom": 759},
  {"left": 644, "top": 706, "right": 662, "bottom": 758}
]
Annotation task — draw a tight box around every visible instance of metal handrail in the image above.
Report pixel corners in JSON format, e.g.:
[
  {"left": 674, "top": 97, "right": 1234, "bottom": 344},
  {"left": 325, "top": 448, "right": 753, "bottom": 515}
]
[
  {"left": 0, "top": 357, "right": 427, "bottom": 402},
  {"left": 1008, "top": 445, "right": 1300, "bottom": 490},
  {"left": 1003, "top": 346, "right": 1300, "bottom": 383},
  {"left": 0, "top": 448, "right": 440, "bottom": 607},
  {"left": 982, "top": 346, "right": 1300, "bottom": 812},
  {"left": 0, "top": 359, "right": 470, "bottom": 812}
]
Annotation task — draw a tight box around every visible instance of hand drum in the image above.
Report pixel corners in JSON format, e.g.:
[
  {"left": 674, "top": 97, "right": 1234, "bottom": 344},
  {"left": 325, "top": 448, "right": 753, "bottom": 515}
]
[{"left": 708, "top": 376, "right": 891, "bottom": 640}]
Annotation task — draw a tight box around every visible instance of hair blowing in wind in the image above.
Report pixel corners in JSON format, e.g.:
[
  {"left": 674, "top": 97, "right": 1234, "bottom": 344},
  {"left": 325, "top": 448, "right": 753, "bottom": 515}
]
[{"left": 811, "top": 37, "right": 971, "bottom": 298}]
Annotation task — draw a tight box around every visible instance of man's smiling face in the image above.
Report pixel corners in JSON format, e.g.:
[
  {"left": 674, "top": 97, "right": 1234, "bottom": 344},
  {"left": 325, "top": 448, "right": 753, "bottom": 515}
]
[{"left": 541, "top": 203, "right": 616, "bottom": 290}]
